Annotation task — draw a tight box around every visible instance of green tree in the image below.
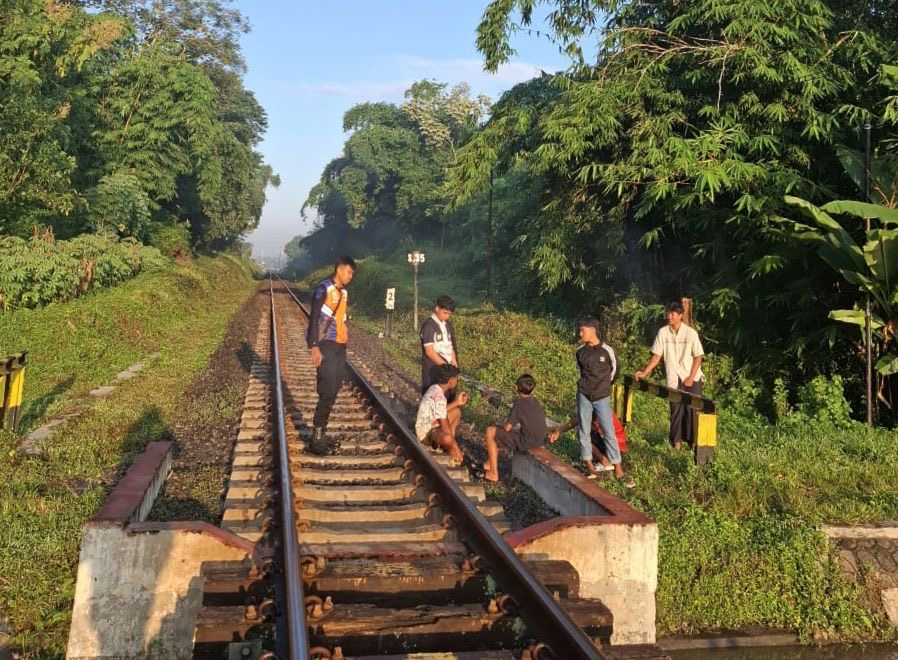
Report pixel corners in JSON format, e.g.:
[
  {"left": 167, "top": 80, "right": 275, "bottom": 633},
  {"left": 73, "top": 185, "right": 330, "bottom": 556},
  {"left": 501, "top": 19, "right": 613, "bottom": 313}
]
[
  {"left": 461, "top": 0, "right": 898, "bottom": 379},
  {"left": 0, "top": 1, "right": 127, "bottom": 235}
]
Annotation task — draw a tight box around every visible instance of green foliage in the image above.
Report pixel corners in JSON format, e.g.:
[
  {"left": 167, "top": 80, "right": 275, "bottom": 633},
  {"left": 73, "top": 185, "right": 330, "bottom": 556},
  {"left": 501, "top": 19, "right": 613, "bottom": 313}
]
[
  {"left": 0, "top": 234, "right": 166, "bottom": 310},
  {"left": 0, "top": 0, "right": 273, "bottom": 249},
  {"left": 0, "top": 256, "right": 256, "bottom": 655},
  {"left": 300, "top": 81, "right": 488, "bottom": 267},
  {"left": 146, "top": 221, "right": 191, "bottom": 258},
  {"left": 795, "top": 375, "right": 854, "bottom": 428},
  {"left": 87, "top": 172, "right": 151, "bottom": 238},
  {"left": 451, "top": 0, "right": 898, "bottom": 402}
]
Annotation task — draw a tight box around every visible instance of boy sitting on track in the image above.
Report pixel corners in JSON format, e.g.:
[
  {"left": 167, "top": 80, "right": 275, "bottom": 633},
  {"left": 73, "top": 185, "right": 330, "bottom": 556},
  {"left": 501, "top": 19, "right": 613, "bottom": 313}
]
[
  {"left": 415, "top": 364, "right": 468, "bottom": 463},
  {"left": 481, "top": 374, "right": 551, "bottom": 483}
]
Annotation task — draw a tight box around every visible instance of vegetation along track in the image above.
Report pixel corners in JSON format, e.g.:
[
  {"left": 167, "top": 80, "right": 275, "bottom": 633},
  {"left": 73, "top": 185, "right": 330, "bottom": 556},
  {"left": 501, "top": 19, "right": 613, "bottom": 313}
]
[{"left": 193, "top": 279, "right": 611, "bottom": 659}]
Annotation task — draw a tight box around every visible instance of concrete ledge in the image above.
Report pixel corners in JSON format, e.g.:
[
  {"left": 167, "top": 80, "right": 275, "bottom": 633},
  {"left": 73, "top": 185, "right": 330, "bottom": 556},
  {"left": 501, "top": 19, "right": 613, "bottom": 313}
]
[
  {"left": 68, "top": 441, "right": 257, "bottom": 658},
  {"left": 92, "top": 441, "right": 173, "bottom": 526},
  {"left": 67, "top": 522, "right": 254, "bottom": 659},
  {"left": 510, "top": 447, "right": 658, "bottom": 645},
  {"left": 822, "top": 524, "right": 898, "bottom": 540}
]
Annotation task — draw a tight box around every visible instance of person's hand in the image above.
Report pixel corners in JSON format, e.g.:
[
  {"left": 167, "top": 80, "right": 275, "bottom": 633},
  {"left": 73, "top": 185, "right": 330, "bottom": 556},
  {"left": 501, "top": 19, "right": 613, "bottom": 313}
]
[
  {"left": 634, "top": 370, "right": 645, "bottom": 380},
  {"left": 548, "top": 430, "right": 560, "bottom": 444},
  {"left": 457, "top": 391, "right": 469, "bottom": 406},
  {"left": 684, "top": 376, "right": 694, "bottom": 387},
  {"left": 310, "top": 346, "right": 323, "bottom": 367}
]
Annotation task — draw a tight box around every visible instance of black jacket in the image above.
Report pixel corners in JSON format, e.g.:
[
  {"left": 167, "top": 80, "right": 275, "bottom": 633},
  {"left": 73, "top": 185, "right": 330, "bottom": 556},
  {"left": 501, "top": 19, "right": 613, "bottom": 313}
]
[{"left": 576, "top": 342, "right": 618, "bottom": 401}]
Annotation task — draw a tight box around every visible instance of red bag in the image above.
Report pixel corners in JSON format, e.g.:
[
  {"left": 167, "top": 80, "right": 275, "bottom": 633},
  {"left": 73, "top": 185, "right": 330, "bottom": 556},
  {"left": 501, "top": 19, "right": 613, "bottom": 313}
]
[{"left": 591, "top": 412, "right": 627, "bottom": 453}]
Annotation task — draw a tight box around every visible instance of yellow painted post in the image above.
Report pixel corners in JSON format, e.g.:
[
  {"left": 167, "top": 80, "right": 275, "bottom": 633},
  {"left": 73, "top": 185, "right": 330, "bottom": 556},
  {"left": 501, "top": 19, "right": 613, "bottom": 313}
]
[
  {"left": 7, "top": 354, "right": 26, "bottom": 431},
  {"left": 0, "top": 360, "right": 8, "bottom": 429},
  {"left": 612, "top": 383, "right": 633, "bottom": 423},
  {"left": 695, "top": 412, "right": 718, "bottom": 465}
]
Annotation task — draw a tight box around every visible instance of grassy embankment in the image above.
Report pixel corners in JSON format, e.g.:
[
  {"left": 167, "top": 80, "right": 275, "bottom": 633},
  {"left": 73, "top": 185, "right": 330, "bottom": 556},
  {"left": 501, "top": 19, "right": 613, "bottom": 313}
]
[
  {"left": 0, "top": 255, "right": 257, "bottom": 656},
  {"left": 300, "top": 247, "right": 898, "bottom": 642}
]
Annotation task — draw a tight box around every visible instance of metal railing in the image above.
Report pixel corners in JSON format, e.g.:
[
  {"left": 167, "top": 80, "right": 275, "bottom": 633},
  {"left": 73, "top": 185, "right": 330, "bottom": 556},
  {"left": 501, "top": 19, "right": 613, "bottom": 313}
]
[
  {"left": 278, "top": 277, "right": 603, "bottom": 660},
  {"left": 268, "top": 279, "right": 311, "bottom": 660}
]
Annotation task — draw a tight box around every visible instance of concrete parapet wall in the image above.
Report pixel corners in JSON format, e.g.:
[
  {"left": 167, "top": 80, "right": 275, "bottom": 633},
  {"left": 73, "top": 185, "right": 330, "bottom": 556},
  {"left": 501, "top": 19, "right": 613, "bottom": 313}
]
[
  {"left": 67, "top": 523, "right": 254, "bottom": 659},
  {"left": 510, "top": 448, "right": 658, "bottom": 645},
  {"left": 67, "top": 440, "right": 255, "bottom": 659}
]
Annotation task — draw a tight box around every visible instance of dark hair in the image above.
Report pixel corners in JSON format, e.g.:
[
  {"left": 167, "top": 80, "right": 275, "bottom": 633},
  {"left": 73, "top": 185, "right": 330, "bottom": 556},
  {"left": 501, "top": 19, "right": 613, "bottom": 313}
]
[
  {"left": 334, "top": 255, "right": 357, "bottom": 272},
  {"left": 435, "top": 295, "right": 455, "bottom": 312},
  {"left": 435, "top": 363, "right": 460, "bottom": 384},
  {"left": 515, "top": 374, "right": 536, "bottom": 394},
  {"left": 666, "top": 300, "right": 684, "bottom": 314},
  {"left": 577, "top": 316, "right": 601, "bottom": 332}
]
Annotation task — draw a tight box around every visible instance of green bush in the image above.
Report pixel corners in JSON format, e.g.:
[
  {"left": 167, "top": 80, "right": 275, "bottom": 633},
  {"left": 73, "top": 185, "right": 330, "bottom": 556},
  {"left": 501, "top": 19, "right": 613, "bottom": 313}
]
[
  {"left": 87, "top": 173, "right": 152, "bottom": 239},
  {"left": 146, "top": 222, "right": 191, "bottom": 259},
  {"left": 795, "top": 375, "right": 854, "bottom": 428},
  {"left": 0, "top": 234, "right": 168, "bottom": 310}
]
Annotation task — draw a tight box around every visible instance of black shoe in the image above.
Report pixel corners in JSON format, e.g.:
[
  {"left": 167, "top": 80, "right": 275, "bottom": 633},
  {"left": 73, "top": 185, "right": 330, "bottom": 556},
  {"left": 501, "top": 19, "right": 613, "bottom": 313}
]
[{"left": 308, "top": 427, "right": 337, "bottom": 456}]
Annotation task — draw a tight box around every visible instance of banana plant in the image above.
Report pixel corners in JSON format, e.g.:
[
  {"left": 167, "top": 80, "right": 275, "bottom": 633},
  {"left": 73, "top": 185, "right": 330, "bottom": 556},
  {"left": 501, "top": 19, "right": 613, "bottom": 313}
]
[{"left": 782, "top": 196, "right": 898, "bottom": 387}]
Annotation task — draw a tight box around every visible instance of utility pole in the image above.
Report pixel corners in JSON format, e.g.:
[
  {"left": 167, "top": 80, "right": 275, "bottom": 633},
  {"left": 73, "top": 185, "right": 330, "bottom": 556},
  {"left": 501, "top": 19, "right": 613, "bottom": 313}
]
[
  {"left": 486, "top": 168, "right": 493, "bottom": 300},
  {"left": 864, "top": 122, "right": 874, "bottom": 427}
]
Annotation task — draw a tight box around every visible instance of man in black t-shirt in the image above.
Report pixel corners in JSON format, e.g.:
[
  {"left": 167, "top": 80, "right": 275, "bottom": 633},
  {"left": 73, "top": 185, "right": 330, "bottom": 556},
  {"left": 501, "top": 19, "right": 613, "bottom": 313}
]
[
  {"left": 481, "top": 374, "right": 550, "bottom": 483},
  {"left": 419, "top": 295, "right": 459, "bottom": 394}
]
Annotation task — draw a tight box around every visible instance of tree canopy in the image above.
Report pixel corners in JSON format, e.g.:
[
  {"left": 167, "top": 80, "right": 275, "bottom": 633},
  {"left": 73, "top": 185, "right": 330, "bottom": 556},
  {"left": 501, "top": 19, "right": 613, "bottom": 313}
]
[{"left": 0, "top": 0, "right": 274, "bottom": 252}]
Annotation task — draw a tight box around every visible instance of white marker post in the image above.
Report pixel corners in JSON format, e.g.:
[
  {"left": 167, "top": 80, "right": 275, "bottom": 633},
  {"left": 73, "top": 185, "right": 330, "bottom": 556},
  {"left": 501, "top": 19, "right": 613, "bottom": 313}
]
[
  {"left": 384, "top": 287, "right": 396, "bottom": 338},
  {"left": 407, "top": 250, "right": 425, "bottom": 331}
]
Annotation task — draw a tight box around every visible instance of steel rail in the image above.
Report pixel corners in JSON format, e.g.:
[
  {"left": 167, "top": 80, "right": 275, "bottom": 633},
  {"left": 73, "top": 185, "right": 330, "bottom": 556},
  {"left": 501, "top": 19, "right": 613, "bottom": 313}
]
[
  {"left": 278, "top": 277, "right": 604, "bottom": 660},
  {"left": 269, "top": 279, "right": 311, "bottom": 660}
]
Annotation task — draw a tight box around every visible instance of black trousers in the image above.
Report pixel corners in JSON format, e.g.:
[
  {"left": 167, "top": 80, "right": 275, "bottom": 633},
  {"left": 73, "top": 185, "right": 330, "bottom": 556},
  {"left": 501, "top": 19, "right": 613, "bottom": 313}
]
[
  {"left": 669, "top": 378, "right": 703, "bottom": 446},
  {"left": 313, "top": 341, "right": 346, "bottom": 428}
]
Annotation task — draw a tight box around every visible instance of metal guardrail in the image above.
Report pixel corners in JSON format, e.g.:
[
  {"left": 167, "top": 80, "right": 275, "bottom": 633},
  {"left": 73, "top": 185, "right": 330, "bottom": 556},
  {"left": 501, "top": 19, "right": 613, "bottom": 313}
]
[
  {"left": 268, "top": 279, "right": 311, "bottom": 660},
  {"left": 277, "top": 277, "right": 604, "bottom": 660},
  {"left": 1, "top": 352, "right": 27, "bottom": 431},
  {"left": 620, "top": 375, "right": 716, "bottom": 414},
  {"left": 618, "top": 375, "right": 718, "bottom": 464}
]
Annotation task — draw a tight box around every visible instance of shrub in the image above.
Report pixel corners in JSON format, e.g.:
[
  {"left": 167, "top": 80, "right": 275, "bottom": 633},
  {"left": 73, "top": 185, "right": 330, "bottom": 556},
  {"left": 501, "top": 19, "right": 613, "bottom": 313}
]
[
  {"left": 0, "top": 234, "right": 168, "bottom": 310},
  {"left": 795, "top": 375, "right": 854, "bottom": 428},
  {"left": 146, "top": 222, "right": 191, "bottom": 259},
  {"left": 87, "top": 173, "right": 152, "bottom": 239}
]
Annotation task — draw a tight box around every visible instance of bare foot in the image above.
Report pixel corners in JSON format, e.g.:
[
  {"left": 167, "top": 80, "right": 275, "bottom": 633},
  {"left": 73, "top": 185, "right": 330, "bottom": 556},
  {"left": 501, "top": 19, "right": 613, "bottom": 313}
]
[
  {"left": 483, "top": 470, "right": 499, "bottom": 483},
  {"left": 482, "top": 461, "right": 492, "bottom": 471}
]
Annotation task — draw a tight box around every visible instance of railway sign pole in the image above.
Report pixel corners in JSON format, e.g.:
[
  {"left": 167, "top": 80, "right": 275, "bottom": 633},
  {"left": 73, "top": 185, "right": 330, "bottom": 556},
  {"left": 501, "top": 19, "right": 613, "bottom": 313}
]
[
  {"left": 407, "top": 250, "right": 425, "bottom": 331},
  {"left": 384, "top": 287, "right": 395, "bottom": 338}
]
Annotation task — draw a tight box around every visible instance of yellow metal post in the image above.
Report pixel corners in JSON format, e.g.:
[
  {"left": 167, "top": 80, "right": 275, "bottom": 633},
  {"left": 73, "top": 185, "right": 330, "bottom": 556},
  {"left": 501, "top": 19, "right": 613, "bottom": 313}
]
[
  {"left": 1, "top": 353, "right": 26, "bottom": 431},
  {"left": 695, "top": 412, "right": 718, "bottom": 465},
  {"left": 612, "top": 383, "right": 633, "bottom": 423}
]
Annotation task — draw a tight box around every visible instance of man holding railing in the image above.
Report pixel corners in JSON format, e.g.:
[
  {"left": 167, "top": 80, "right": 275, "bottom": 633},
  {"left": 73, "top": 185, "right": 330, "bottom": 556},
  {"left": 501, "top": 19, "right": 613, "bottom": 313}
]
[{"left": 634, "top": 300, "right": 705, "bottom": 450}]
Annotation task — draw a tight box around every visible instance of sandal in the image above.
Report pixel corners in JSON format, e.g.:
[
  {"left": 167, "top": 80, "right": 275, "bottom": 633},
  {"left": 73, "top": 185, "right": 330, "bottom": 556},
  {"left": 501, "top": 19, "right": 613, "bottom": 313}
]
[{"left": 619, "top": 475, "right": 635, "bottom": 489}]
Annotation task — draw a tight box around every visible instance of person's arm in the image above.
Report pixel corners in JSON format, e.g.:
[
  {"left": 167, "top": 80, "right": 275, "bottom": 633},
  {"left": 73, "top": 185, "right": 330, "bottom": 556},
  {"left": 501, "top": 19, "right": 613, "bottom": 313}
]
[
  {"left": 307, "top": 283, "right": 329, "bottom": 366},
  {"left": 634, "top": 353, "right": 661, "bottom": 380},
  {"left": 547, "top": 417, "right": 577, "bottom": 443},
  {"left": 424, "top": 345, "right": 449, "bottom": 365},
  {"left": 684, "top": 355, "right": 703, "bottom": 387},
  {"left": 446, "top": 391, "right": 469, "bottom": 411}
]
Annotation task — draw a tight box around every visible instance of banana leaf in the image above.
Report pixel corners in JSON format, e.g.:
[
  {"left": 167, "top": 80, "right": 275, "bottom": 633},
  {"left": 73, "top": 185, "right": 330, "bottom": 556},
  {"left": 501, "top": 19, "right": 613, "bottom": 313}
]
[
  {"left": 863, "top": 228, "right": 898, "bottom": 293},
  {"left": 822, "top": 200, "right": 898, "bottom": 224},
  {"left": 834, "top": 146, "right": 896, "bottom": 203},
  {"left": 876, "top": 352, "right": 898, "bottom": 376},
  {"left": 829, "top": 308, "right": 885, "bottom": 330}
]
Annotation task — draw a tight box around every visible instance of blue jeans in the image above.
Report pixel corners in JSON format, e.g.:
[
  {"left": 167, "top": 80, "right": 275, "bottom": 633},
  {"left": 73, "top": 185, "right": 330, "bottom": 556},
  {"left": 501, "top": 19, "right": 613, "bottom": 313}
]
[{"left": 577, "top": 392, "right": 621, "bottom": 465}]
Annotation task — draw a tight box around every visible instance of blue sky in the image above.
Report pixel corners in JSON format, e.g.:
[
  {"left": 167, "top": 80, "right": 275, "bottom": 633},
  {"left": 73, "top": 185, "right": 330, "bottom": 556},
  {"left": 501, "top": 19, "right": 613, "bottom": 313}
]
[{"left": 233, "top": 1, "right": 571, "bottom": 261}]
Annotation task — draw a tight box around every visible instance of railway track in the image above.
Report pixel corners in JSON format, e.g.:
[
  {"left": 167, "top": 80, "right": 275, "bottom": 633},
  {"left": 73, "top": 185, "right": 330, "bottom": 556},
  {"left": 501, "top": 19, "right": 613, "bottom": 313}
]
[{"left": 192, "top": 279, "right": 615, "bottom": 659}]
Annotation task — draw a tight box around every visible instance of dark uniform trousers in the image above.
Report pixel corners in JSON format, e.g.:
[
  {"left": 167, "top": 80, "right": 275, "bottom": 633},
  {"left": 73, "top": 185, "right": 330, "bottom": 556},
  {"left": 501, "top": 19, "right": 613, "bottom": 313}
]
[
  {"left": 313, "top": 340, "right": 347, "bottom": 428},
  {"left": 670, "top": 378, "right": 703, "bottom": 446}
]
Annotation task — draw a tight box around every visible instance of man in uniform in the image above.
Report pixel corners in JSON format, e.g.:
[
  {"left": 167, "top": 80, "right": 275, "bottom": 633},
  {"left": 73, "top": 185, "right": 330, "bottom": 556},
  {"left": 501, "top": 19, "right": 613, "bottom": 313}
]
[{"left": 306, "top": 256, "right": 356, "bottom": 455}]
